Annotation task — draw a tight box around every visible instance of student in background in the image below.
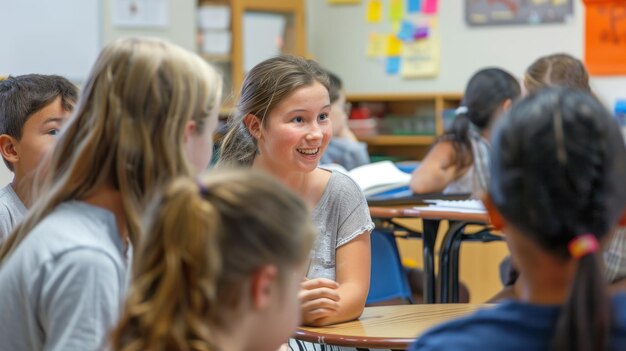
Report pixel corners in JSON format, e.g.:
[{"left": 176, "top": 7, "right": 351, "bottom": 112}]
[
  {"left": 0, "top": 74, "right": 77, "bottom": 241},
  {"left": 0, "top": 37, "right": 222, "bottom": 351},
  {"left": 410, "top": 68, "right": 520, "bottom": 197},
  {"left": 411, "top": 88, "right": 626, "bottom": 351},
  {"left": 524, "top": 53, "right": 591, "bottom": 94},
  {"left": 494, "top": 52, "right": 626, "bottom": 301},
  {"left": 111, "top": 170, "right": 314, "bottom": 351},
  {"left": 218, "top": 55, "right": 373, "bottom": 331},
  {"left": 319, "top": 70, "right": 369, "bottom": 171}
]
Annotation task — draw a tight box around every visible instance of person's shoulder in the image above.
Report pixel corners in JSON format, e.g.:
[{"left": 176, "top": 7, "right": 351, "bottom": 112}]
[
  {"left": 329, "top": 169, "right": 364, "bottom": 194},
  {"left": 411, "top": 302, "right": 553, "bottom": 351}
]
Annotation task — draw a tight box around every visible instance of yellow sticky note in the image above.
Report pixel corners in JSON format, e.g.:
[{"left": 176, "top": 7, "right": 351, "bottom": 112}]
[
  {"left": 366, "top": 0, "right": 382, "bottom": 23},
  {"left": 389, "top": 0, "right": 403, "bottom": 21},
  {"left": 367, "top": 32, "right": 386, "bottom": 57},
  {"left": 391, "top": 20, "right": 401, "bottom": 33},
  {"left": 552, "top": 0, "right": 567, "bottom": 5},
  {"left": 386, "top": 34, "right": 402, "bottom": 56}
]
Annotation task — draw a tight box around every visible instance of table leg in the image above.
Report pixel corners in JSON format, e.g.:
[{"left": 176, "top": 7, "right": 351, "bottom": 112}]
[{"left": 421, "top": 219, "right": 439, "bottom": 304}]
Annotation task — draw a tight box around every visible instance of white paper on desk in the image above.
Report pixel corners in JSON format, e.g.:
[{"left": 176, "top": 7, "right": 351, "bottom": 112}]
[{"left": 417, "top": 199, "right": 486, "bottom": 214}]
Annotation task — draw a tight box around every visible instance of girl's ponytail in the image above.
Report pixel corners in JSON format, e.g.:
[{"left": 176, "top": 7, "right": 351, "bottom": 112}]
[
  {"left": 551, "top": 238, "right": 610, "bottom": 351},
  {"left": 111, "top": 177, "right": 222, "bottom": 351}
]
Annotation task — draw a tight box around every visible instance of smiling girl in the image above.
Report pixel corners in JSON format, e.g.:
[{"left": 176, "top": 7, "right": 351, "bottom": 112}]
[{"left": 218, "top": 55, "right": 373, "bottom": 333}]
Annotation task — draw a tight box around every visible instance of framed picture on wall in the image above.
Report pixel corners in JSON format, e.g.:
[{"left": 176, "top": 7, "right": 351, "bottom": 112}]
[{"left": 465, "top": 0, "right": 574, "bottom": 26}]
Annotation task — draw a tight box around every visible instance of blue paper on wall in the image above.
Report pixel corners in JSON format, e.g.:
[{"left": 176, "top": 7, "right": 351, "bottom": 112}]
[
  {"left": 386, "top": 56, "right": 401, "bottom": 74},
  {"left": 397, "top": 20, "right": 415, "bottom": 42},
  {"left": 408, "top": 0, "right": 420, "bottom": 13}
]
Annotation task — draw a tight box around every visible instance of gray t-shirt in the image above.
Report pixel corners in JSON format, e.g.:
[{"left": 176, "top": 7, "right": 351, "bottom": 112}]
[
  {"left": 0, "top": 201, "right": 131, "bottom": 351},
  {"left": 308, "top": 170, "right": 374, "bottom": 280},
  {"left": 0, "top": 183, "right": 27, "bottom": 242}
]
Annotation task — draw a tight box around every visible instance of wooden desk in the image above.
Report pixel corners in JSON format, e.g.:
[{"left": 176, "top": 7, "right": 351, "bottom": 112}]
[
  {"left": 369, "top": 206, "right": 493, "bottom": 303},
  {"left": 295, "top": 304, "right": 487, "bottom": 349}
]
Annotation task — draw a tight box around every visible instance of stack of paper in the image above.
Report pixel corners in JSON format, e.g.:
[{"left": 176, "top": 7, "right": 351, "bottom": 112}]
[{"left": 417, "top": 200, "right": 486, "bottom": 214}]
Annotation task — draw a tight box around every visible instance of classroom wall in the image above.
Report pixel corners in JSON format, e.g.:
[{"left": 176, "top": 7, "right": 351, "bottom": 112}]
[
  {"left": 306, "top": 1, "right": 626, "bottom": 109},
  {"left": 0, "top": 0, "right": 196, "bottom": 185}
]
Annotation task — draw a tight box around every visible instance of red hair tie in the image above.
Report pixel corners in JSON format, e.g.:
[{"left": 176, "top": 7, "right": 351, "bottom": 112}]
[{"left": 568, "top": 234, "right": 599, "bottom": 259}]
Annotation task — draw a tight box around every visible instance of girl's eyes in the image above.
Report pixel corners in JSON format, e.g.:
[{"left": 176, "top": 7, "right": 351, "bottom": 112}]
[
  {"left": 291, "top": 113, "right": 329, "bottom": 123},
  {"left": 47, "top": 129, "right": 60, "bottom": 136}
]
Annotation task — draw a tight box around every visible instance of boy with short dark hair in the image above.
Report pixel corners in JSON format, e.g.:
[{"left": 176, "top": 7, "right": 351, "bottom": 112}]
[{"left": 0, "top": 74, "right": 77, "bottom": 241}]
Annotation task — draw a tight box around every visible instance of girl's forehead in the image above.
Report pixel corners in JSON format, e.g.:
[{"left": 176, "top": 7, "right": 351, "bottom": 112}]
[{"left": 271, "top": 82, "right": 329, "bottom": 112}]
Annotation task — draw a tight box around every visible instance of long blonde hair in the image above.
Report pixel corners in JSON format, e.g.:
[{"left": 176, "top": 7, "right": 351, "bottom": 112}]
[
  {"left": 217, "top": 55, "right": 329, "bottom": 167},
  {"left": 110, "top": 169, "right": 315, "bottom": 351},
  {"left": 0, "top": 37, "right": 222, "bottom": 262}
]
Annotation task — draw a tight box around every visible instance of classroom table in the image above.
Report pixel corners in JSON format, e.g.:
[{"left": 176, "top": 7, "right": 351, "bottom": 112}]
[
  {"left": 295, "top": 303, "right": 489, "bottom": 350},
  {"left": 369, "top": 206, "right": 493, "bottom": 303}
]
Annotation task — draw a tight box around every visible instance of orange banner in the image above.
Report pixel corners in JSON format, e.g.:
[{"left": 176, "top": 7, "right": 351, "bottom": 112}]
[{"left": 584, "top": 0, "right": 626, "bottom": 75}]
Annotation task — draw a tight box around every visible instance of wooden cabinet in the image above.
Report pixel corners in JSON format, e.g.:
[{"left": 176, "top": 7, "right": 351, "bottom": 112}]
[
  {"left": 346, "top": 93, "right": 462, "bottom": 161},
  {"left": 197, "top": 0, "right": 306, "bottom": 111}
]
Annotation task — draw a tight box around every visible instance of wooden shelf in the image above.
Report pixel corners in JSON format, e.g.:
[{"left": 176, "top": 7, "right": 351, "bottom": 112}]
[
  {"left": 357, "top": 135, "right": 435, "bottom": 146},
  {"left": 346, "top": 92, "right": 462, "bottom": 160}
]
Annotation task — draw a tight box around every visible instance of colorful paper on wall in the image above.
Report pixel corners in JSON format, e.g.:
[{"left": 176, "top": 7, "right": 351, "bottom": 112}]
[
  {"left": 386, "top": 34, "right": 402, "bottom": 56},
  {"left": 366, "top": 32, "right": 386, "bottom": 57},
  {"left": 401, "top": 30, "right": 440, "bottom": 78},
  {"left": 366, "top": 0, "right": 382, "bottom": 23},
  {"left": 422, "top": 0, "right": 438, "bottom": 14},
  {"left": 392, "top": 20, "right": 402, "bottom": 32},
  {"left": 389, "top": 0, "right": 404, "bottom": 21},
  {"left": 386, "top": 56, "right": 401, "bottom": 74},
  {"left": 397, "top": 21, "right": 414, "bottom": 41},
  {"left": 408, "top": 0, "right": 421, "bottom": 13}
]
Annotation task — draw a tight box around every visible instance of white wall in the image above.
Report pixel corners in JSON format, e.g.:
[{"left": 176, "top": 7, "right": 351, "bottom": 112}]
[
  {"left": 306, "top": 0, "right": 625, "bottom": 109},
  {"left": 0, "top": 0, "right": 196, "bottom": 184}
]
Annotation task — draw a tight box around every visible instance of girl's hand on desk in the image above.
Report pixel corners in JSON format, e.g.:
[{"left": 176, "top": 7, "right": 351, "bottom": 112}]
[{"left": 299, "top": 278, "right": 341, "bottom": 326}]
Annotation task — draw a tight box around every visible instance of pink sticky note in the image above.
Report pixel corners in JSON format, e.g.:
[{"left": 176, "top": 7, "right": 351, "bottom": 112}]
[{"left": 423, "top": 0, "right": 438, "bottom": 14}]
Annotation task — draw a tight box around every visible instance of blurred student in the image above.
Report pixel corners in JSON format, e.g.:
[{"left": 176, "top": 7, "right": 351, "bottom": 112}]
[
  {"left": 494, "top": 53, "right": 625, "bottom": 302},
  {"left": 410, "top": 68, "right": 520, "bottom": 198},
  {"left": 0, "top": 37, "right": 222, "bottom": 351},
  {"left": 218, "top": 55, "right": 373, "bottom": 331},
  {"left": 110, "top": 170, "right": 314, "bottom": 351},
  {"left": 0, "top": 74, "right": 77, "bottom": 241},
  {"left": 411, "top": 88, "right": 626, "bottom": 351},
  {"left": 319, "top": 70, "right": 369, "bottom": 171}
]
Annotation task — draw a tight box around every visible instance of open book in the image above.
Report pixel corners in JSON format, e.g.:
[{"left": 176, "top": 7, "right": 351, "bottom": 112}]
[{"left": 345, "top": 161, "right": 412, "bottom": 197}]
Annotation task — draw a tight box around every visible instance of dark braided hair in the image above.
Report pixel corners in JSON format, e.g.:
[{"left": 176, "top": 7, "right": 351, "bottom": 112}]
[
  {"left": 489, "top": 88, "right": 626, "bottom": 351},
  {"left": 441, "top": 68, "right": 520, "bottom": 170}
]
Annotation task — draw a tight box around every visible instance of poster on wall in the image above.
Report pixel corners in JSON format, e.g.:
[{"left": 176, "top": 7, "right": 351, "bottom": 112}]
[
  {"left": 584, "top": 0, "right": 626, "bottom": 75},
  {"left": 364, "top": 0, "right": 440, "bottom": 78},
  {"left": 465, "top": 0, "right": 574, "bottom": 26}
]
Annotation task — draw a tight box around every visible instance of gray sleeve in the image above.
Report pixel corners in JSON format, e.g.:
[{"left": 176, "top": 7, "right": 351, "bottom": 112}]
[
  {"left": 38, "top": 249, "right": 124, "bottom": 351},
  {"left": 335, "top": 174, "right": 374, "bottom": 248},
  {"left": 0, "top": 206, "right": 16, "bottom": 243}
]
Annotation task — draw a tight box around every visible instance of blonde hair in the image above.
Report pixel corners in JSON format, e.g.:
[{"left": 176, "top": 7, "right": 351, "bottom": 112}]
[
  {"left": 524, "top": 53, "right": 591, "bottom": 94},
  {"left": 217, "top": 55, "right": 329, "bottom": 167},
  {"left": 110, "top": 169, "right": 315, "bottom": 351},
  {"left": 0, "top": 37, "right": 222, "bottom": 262}
]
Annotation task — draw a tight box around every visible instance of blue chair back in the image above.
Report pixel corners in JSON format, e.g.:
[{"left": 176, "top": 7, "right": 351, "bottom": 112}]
[{"left": 366, "top": 229, "right": 414, "bottom": 304}]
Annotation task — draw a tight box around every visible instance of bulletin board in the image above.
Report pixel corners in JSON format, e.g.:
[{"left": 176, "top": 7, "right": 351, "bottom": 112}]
[{"left": 465, "top": 0, "right": 574, "bottom": 26}]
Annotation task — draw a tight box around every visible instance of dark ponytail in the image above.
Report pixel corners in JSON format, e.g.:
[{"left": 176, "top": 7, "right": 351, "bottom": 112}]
[
  {"left": 552, "top": 253, "right": 609, "bottom": 351},
  {"left": 489, "top": 88, "right": 626, "bottom": 351},
  {"left": 440, "top": 68, "right": 520, "bottom": 170}
]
